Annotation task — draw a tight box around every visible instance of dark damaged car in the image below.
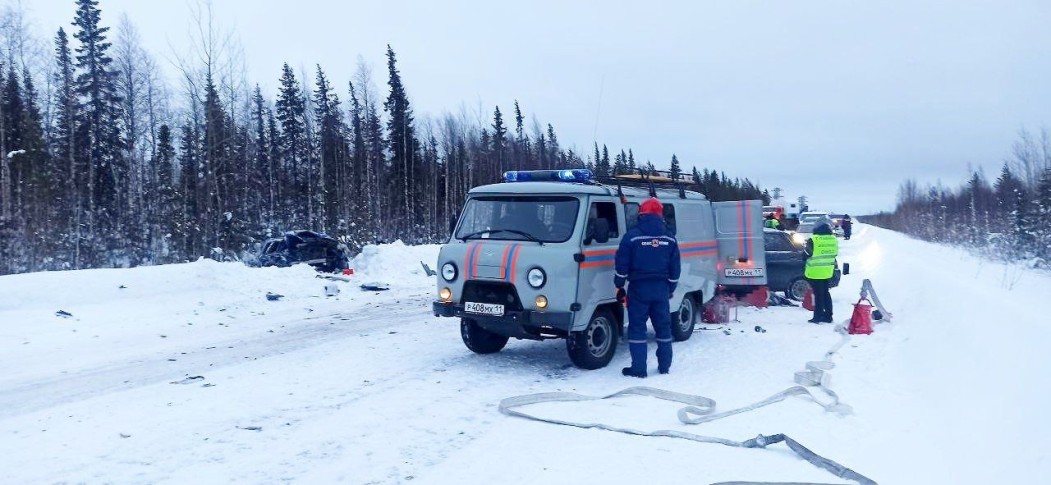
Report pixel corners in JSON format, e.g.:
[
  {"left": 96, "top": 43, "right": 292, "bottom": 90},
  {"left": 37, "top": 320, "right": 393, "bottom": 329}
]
[{"left": 257, "top": 230, "right": 350, "bottom": 273}]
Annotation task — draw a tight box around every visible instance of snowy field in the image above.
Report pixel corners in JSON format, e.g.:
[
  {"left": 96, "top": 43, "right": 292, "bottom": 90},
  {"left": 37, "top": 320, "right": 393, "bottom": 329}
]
[{"left": 1, "top": 225, "right": 1049, "bottom": 484}]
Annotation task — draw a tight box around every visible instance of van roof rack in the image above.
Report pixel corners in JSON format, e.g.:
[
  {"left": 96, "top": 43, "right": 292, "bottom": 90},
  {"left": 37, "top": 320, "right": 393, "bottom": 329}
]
[{"left": 595, "top": 169, "right": 689, "bottom": 199}]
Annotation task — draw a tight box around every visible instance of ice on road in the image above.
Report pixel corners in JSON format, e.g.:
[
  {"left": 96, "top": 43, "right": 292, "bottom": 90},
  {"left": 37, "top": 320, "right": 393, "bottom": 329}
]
[{"left": 1, "top": 228, "right": 1048, "bottom": 484}]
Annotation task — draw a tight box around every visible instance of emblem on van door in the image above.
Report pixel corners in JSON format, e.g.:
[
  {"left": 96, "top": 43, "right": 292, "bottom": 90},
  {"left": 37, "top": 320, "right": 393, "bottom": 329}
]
[{"left": 641, "top": 239, "right": 669, "bottom": 248}]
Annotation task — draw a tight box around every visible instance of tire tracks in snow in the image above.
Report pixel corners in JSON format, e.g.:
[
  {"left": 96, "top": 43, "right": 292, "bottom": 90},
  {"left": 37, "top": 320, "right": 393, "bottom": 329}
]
[{"left": 0, "top": 293, "right": 432, "bottom": 419}]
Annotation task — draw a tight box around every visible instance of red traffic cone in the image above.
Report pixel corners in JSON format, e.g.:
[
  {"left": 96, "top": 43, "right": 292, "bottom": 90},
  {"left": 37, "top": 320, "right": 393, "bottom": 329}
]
[
  {"left": 803, "top": 287, "right": 815, "bottom": 311},
  {"left": 848, "top": 298, "right": 874, "bottom": 335}
]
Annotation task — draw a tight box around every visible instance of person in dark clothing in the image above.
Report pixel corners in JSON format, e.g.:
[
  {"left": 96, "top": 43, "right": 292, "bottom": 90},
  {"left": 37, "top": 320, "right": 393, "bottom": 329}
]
[
  {"left": 804, "top": 223, "right": 838, "bottom": 323},
  {"left": 841, "top": 215, "right": 853, "bottom": 240},
  {"left": 614, "top": 197, "right": 681, "bottom": 378}
]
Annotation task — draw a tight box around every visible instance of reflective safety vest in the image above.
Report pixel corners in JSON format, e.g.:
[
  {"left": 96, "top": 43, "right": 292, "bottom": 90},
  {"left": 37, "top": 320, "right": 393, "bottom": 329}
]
[
  {"left": 765, "top": 219, "right": 780, "bottom": 229},
  {"left": 805, "top": 234, "right": 838, "bottom": 280}
]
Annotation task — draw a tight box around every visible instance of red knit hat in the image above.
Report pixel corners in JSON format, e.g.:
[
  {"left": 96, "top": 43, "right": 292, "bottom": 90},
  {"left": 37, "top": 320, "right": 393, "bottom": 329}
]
[{"left": 639, "top": 197, "right": 663, "bottom": 216}]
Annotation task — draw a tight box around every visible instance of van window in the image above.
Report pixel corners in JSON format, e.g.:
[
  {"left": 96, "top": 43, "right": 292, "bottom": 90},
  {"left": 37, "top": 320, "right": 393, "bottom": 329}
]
[
  {"left": 588, "top": 202, "right": 620, "bottom": 239},
  {"left": 663, "top": 204, "right": 677, "bottom": 235},
  {"left": 626, "top": 202, "right": 675, "bottom": 234},
  {"left": 625, "top": 203, "right": 640, "bottom": 229},
  {"left": 456, "top": 196, "right": 580, "bottom": 243}
]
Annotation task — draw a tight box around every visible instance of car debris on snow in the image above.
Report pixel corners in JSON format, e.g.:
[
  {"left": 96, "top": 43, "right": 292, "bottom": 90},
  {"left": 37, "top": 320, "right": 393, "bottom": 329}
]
[
  {"left": 170, "top": 376, "right": 205, "bottom": 385},
  {"left": 265, "top": 292, "right": 284, "bottom": 301},
  {"left": 55, "top": 310, "right": 73, "bottom": 318}
]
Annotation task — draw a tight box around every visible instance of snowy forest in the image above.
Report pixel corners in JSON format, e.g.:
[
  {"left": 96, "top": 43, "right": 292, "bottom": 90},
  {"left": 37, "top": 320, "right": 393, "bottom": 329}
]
[
  {"left": 864, "top": 128, "right": 1051, "bottom": 266},
  {"left": 0, "top": 0, "right": 765, "bottom": 275}
]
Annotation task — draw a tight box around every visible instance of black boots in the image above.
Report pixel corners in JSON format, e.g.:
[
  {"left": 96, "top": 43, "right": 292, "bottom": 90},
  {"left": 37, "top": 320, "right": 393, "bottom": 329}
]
[{"left": 622, "top": 367, "right": 647, "bottom": 378}]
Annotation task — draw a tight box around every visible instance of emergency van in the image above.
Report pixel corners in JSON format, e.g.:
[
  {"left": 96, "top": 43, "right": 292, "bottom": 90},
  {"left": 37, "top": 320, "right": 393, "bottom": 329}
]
[{"left": 432, "top": 169, "right": 766, "bottom": 369}]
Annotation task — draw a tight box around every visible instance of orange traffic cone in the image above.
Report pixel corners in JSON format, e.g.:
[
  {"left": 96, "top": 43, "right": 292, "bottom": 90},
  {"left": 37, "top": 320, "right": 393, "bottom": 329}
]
[{"left": 803, "top": 287, "right": 815, "bottom": 311}]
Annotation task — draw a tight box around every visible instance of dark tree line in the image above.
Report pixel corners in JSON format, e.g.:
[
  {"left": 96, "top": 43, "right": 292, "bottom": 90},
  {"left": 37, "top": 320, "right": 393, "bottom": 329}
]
[
  {"left": 864, "top": 128, "right": 1051, "bottom": 266},
  {"left": 0, "top": 0, "right": 764, "bottom": 275}
]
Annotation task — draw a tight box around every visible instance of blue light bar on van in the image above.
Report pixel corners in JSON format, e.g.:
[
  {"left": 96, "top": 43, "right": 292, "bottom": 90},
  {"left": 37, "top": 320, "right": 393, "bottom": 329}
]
[{"left": 502, "top": 169, "right": 593, "bottom": 183}]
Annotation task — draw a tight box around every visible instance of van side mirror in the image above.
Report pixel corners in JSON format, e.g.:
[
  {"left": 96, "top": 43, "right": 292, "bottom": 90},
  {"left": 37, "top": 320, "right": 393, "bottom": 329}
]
[{"left": 585, "top": 218, "right": 611, "bottom": 245}]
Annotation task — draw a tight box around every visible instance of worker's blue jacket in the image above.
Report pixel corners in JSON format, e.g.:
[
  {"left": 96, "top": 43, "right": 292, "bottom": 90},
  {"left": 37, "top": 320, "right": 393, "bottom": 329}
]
[{"left": 614, "top": 213, "right": 681, "bottom": 298}]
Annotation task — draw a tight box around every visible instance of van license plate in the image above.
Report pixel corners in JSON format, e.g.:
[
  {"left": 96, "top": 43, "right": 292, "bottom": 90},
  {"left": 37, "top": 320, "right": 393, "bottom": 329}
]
[
  {"left": 465, "top": 302, "right": 505, "bottom": 316},
  {"left": 725, "top": 268, "right": 765, "bottom": 277}
]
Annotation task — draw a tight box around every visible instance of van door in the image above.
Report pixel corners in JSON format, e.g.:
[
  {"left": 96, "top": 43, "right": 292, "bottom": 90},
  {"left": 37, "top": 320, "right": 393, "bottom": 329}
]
[
  {"left": 576, "top": 199, "right": 622, "bottom": 330},
  {"left": 712, "top": 200, "right": 768, "bottom": 287}
]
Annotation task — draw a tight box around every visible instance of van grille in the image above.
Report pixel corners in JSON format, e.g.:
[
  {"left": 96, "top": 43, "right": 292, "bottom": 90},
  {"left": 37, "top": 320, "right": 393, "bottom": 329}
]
[{"left": 462, "top": 281, "right": 523, "bottom": 311}]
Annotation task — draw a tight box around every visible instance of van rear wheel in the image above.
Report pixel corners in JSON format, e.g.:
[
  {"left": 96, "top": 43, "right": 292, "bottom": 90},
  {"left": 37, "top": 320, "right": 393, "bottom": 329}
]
[
  {"left": 567, "top": 308, "right": 617, "bottom": 370},
  {"left": 672, "top": 295, "right": 697, "bottom": 341},
  {"left": 460, "top": 318, "right": 509, "bottom": 354}
]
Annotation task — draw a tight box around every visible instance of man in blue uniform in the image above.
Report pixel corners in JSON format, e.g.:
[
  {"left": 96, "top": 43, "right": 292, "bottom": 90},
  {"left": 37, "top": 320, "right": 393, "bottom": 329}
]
[{"left": 615, "top": 197, "right": 681, "bottom": 378}]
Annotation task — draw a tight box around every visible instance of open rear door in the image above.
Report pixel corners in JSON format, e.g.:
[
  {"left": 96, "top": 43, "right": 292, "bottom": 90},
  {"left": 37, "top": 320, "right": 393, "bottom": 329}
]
[{"left": 712, "top": 200, "right": 767, "bottom": 287}]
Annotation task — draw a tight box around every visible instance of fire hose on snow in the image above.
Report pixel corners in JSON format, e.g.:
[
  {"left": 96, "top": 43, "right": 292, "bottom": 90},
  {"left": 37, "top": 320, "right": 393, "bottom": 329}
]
[{"left": 499, "top": 319, "right": 885, "bottom": 484}]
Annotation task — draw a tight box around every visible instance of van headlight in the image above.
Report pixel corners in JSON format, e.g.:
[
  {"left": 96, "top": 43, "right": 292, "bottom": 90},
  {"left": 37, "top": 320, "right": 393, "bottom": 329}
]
[
  {"left": 791, "top": 233, "right": 807, "bottom": 245},
  {"left": 441, "top": 263, "right": 457, "bottom": 281},
  {"left": 527, "top": 267, "right": 547, "bottom": 288}
]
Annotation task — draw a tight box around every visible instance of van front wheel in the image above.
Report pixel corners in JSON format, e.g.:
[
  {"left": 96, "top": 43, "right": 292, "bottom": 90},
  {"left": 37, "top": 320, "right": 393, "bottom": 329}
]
[{"left": 567, "top": 309, "right": 617, "bottom": 370}]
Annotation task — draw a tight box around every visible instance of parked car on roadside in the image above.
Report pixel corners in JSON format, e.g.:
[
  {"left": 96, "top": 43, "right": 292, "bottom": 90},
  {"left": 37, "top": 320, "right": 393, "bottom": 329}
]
[
  {"left": 764, "top": 228, "right": 841, "bottom": 300},
  {"left": 257, "top": 230, "right": 350, "bottom": 273}
]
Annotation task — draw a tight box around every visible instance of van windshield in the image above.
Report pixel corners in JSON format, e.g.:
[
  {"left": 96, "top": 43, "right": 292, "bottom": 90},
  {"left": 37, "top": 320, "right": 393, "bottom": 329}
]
[{"left": 456, "top": 196, "right": 580, "bottom": 243}]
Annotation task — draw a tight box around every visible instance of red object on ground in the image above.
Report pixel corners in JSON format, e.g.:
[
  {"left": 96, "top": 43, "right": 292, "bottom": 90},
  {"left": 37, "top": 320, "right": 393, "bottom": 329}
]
[
  {"left": 742, "top": 286, "right": 769, "bottom": 308},
  {"left": 703, "top": 295, "right": 734, "bottom": 323},
  {"left": 342, "top": 268, "right": 354, "bottom": 275},
  {"left": 803, "top": 287, "right": 815, "bottom": 311},
  {"left": 849, "top": 298, "right": 874, "bottom": 335}
]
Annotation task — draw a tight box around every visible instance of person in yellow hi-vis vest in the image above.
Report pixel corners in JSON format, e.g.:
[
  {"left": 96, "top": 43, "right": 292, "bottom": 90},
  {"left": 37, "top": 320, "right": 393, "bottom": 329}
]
[{"left": 804, "top": 223, "right": 838, "bottom": 323}]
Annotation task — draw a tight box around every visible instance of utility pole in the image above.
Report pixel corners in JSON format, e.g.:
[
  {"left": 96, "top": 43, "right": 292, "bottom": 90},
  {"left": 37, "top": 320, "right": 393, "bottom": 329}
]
[{"left": 771, "top": 187, "right": 783, "bottom": 200}]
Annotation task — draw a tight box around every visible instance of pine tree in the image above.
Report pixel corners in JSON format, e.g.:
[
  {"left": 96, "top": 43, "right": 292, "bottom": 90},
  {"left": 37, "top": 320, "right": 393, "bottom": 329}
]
[
  {"left": 546, "top": 124, "right": 559, "bottom": 167},
  {"left": 491, "top": 105, "right": 506, "bottom": 176},
  {"left": 73, "top": 0, "right": 126, "bottom": 265},
  {"left": 313, "top": 65, "right": 345, "bottom": 233},
  {"left": 513, "top": 100, "right": 524, "bottom": 170},
  {"left": 152, "top": 124, "right": 176, "bottom": 260},
  {"left": 669, "top": 154, "right": 681, "bottom": 181},
  {"left": 612, "top": 149, "right": 627, "bottom": 175},
  {"left": 275, "top": 63, "right": 306, "bottom": 220},
  {"left": 179, "top": 123, "right": 201, "bottom": 255},
  {"left": 594, "top": 144, "right": 610, "bottom": 178},
  {"left": 51, "top": 27, "right": 80, "bottom": 268},
  {"left": 383, "top": 45, "right": 418, "bottom": 236}
]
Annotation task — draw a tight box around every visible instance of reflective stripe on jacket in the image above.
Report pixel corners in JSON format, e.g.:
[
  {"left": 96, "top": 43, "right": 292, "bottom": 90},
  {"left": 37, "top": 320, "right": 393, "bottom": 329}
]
[{"left": 804, "top": 234, "right": 838, "bottom": 280}]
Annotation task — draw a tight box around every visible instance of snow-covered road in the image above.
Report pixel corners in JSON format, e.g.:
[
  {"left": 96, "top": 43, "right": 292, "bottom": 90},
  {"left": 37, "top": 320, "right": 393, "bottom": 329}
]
[{"left": 1, "top": 227, "right": 1048, "bottom": 484}]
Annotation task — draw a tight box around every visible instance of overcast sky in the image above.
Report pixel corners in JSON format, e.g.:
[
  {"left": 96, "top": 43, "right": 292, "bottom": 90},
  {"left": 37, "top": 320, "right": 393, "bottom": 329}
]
[{"left": 25, "top": 0, "right": 1051, "bottom": 214}]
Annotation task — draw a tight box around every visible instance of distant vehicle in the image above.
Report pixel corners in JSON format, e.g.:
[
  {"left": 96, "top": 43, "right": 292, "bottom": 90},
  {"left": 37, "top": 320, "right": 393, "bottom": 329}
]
[
  {"left": 799, "top": 211, "right": 832, "bottom": 225},
  {"left": 828, "top": 213, "right": 847, "bottom": 237},
  {"left": 257, "top": 230, "right": 350, "bottom": 273},
  {"left": 764, "top": 228, "right": 841, "bottom": 300}
]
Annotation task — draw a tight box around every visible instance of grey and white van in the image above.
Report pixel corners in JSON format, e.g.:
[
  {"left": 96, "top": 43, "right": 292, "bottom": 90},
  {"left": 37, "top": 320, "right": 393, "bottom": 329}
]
[{"left": 432, "top": 170, "right": 765, "bottom": 369}]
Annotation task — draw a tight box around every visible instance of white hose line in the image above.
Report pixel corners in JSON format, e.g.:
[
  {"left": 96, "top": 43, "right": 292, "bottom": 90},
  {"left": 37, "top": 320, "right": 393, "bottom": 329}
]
[{"left": 498, "top": 328, "right": 875, "bottom": 484}]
